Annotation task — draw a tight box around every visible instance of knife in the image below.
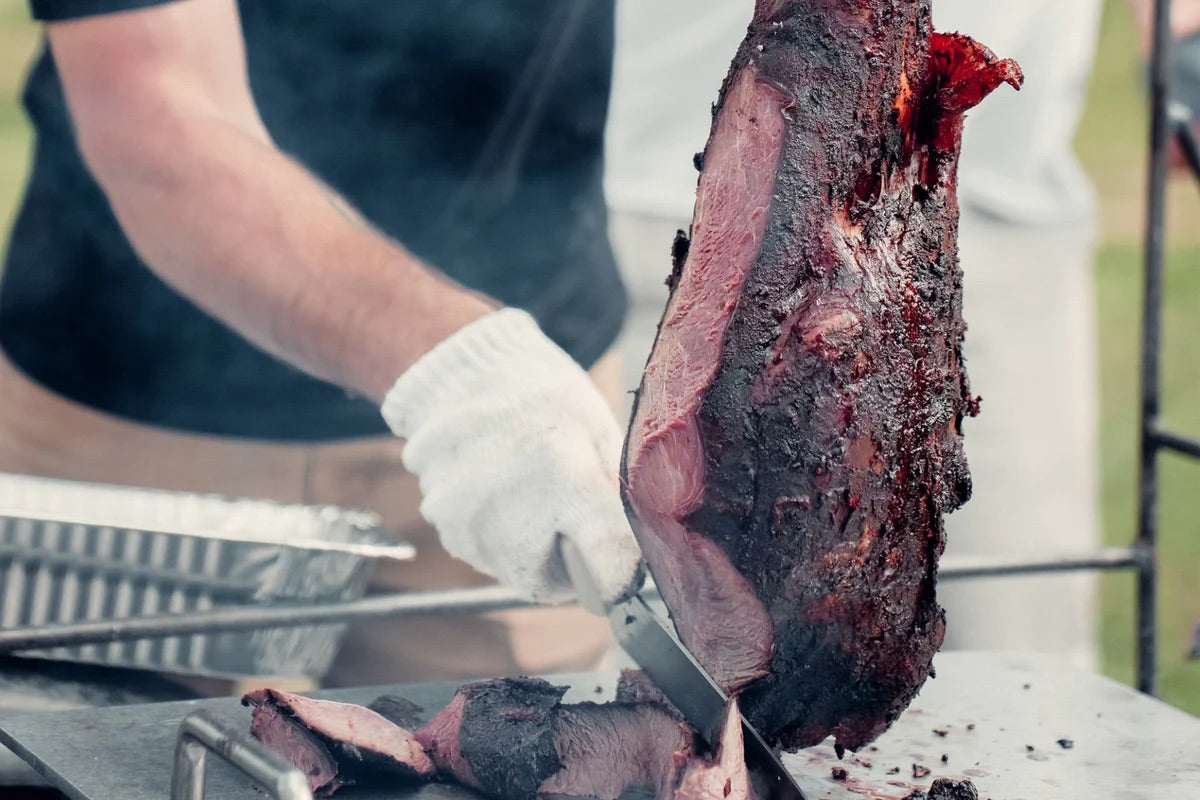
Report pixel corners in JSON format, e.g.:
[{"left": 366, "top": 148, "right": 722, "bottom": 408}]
[{"left": 559, "top": 538, "right": 807, "bottom": 800}]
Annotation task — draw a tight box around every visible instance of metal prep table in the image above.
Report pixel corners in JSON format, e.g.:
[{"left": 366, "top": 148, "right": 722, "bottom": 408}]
[{"left": 0, "top": 652, "right": 1196, "bottom": 800}]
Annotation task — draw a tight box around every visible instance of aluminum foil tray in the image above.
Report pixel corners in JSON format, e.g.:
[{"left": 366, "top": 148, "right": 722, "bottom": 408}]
[{"left": 0, "top": 472, "right": 414, "bottom": 681}]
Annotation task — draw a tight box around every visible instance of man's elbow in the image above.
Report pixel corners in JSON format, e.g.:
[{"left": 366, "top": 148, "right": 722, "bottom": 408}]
[{"left": 71, "top": 98, "right": 187, "bottom": 197}]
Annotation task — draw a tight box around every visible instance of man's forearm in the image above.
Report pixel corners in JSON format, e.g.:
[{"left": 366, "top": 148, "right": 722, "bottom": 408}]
[{"left": 87, "top": 113, "right": 493, "bottom": 403}]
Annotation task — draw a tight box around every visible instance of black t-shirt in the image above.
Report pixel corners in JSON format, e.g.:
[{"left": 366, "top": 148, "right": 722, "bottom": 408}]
[{"left": 0, "top": 0, "right": 626, "bottom": 440}]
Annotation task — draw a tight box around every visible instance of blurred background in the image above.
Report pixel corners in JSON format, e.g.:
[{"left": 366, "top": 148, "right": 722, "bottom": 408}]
[{"left": 0, "top": 0, "right": 1195, "bottom": 714}]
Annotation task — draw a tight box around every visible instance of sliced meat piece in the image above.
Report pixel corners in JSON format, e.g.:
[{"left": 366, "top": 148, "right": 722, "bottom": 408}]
[
  {"left": 417, "top": 677, "right": 695, "bottom": 800},
  {"left": 621, "top": 0, "right": 1021, "bottom": 752},
  {"left": 242, "top": 688, "right": 434, "bottom": 794},
  {"left": 540, "top": 703, "right": 694, "bottom": 800},
  {"left": 245, "top": 678, "right": 757, "bottom": 800},
  {"left": 247, "top": 700, "right": 341, "bottom": 795},
  {"left": 669, "top": 700, "right": 755, "bottom": 800},
  {"left": 415, "top": 677, "right": 565, "bottom": 796}
]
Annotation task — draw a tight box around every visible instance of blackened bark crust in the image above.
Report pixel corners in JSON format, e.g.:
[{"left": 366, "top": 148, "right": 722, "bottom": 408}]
[
  {"left": 456, "top": 678, "right": 566, "bottom": 800},
  {"left": 622, "top": 0, "right": 1020, "bottom": 751},
  {"left": 368, "top": 695, "right": 425, "bottom": 730}
]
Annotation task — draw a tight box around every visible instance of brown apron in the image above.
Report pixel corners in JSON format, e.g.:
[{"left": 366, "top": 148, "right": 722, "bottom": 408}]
[{"left": 0, "top": 351, "right": 622, "bottom": 689}]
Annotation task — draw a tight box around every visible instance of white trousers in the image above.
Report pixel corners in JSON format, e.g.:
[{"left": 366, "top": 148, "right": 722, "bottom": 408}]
[
  {"left": 607, "top": 207, "right": 1101, "bottom": 671},
  {"left": 940, "top": 210, "right": 1101, "bottom": 670}
]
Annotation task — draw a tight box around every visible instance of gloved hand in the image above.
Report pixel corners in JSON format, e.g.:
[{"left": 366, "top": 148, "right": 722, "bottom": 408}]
[{"left": 381, "top": 308, "right": 644, "bottom": 605}]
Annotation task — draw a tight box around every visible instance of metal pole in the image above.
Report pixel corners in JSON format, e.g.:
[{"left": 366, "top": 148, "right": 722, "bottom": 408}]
[
  {"left": 1148, "top": 423, "right": 1200, "bottom": 458},
  {"left": 0, "top": 550, "right": 1145, "bottom": 652},
  {"left": 937, "top": 548, "right": 1145, "bottom": 580},
  {"left": 1136, "top": 0, "right": 1173, "bottom": 697},
  {"left": 0, "top": 584, "right": 533, "bottom": 653}
]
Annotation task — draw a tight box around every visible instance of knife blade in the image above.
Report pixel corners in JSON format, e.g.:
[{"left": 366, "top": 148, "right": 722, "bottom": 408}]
[{"left": 559, "top": 538, "right": 807, "bottom": 800}]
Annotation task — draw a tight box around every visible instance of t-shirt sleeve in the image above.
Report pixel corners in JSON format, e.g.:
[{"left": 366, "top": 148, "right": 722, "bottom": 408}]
[{"left": 29, "top": 0, "right": 184, "bottom": 22}]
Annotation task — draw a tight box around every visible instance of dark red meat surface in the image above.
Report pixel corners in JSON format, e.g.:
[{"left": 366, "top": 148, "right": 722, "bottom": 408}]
[{"left": 622, "top": 0, "right": 1021, "bottom": 751}]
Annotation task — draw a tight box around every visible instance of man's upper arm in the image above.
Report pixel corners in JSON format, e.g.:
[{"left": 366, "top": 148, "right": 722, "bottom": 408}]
[{"left": 43, "top": 0, "right": 269, "bottom": 177}]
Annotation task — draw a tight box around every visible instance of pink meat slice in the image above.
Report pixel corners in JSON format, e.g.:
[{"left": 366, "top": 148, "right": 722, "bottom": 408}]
[
  {"left": 242, "top": 688, "right": 434, "bottom": 794},
  {"left": 670, "top": 700, "right": 756, "bottom": 800},
  {"left": 624, "top": 64, "right": 785, "bottom": 693}
]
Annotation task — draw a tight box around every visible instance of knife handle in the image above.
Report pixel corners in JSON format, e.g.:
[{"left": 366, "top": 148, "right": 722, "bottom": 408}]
[{"left": 557, "top": 535, "right": 608, "bottom": 616}]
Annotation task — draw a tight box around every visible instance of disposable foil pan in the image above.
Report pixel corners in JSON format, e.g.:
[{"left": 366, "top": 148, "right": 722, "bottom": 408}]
[{"left": 0, "top": 472, "right": 414, "bottom": 681}]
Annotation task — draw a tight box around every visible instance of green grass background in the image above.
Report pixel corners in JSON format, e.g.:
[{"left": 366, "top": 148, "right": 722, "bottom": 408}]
[
  {"left": 1078, "top": 2, "right": 1200, "bottom": 712},
  {"left": 0, "top": 1, "right": 1195, "bottom": 709}
]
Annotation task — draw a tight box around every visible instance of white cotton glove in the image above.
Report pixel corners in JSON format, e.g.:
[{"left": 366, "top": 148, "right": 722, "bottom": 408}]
[{"left": 381, "top": 308, "right": 645, "bottom": 605}]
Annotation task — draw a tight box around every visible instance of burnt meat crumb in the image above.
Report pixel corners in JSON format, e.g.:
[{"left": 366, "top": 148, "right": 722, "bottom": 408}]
[
  {"left": 831, "top": 767, "right": 848, "bottom": 781},
  {"left": 594, "top": 685, "right": 604, "bottom": 694},
  {"left": 1022, "top": 683, "right": 1031, "bottom": 690},
  {"left": 966, "top": 723, "right": 976, "bottom": 731},
  {"left": 855, "top": 758, "right": 872, "bottom": 769},
  {"left": 913, "top": 763, "right": 931, "bottom": 779},
  {"left": 933, "top": 728, "right": 949, "bottom": 737},
  {"left": 1057, "top": 738, "right": 1074, "bottom": 749},
  {"left": 940, "top": 754, "right": 949, "bottom": 764},
  {"left": 835, "top": 744, "right": 846, "bottom": 760},
  {"left": 1025, "top": 745, "right": 1035, "bottom": 753},
  {"left": 887, "top": 766, "right": 901, "bottom": 775},
  {"left": 668, "top": 230, "right": 690, "bottom": 287},
  {"left": 903, "top": 791, "right": 928, "bottom": 800},
  {"left": 929, "top": 778, "right": 979, "bottom": 800}
]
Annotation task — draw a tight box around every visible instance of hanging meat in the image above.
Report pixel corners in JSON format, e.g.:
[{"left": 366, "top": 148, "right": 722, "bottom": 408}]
[{"left": 621, "top": 0, "right": 1021, "bottom": 751}]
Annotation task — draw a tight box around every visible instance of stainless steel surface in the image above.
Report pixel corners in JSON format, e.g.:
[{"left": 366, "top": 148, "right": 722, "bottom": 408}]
[
  {"left": 172, "top": 711, "right": 313, "bottom": 800},
  {"left": 0, "top": 656, "right": 197, "bottom": 787},
  {"left": 611, "top": 595, "right": 807, "bottom": 800},
  {"left": 1, "top": 655, "right": 1197, "bottom": 799},
  {"left": 0, "top": 471, "right": 409, "bottom": 680},
  {"left": 784, "top": 653, "right": 1200, "bottom": 799}
]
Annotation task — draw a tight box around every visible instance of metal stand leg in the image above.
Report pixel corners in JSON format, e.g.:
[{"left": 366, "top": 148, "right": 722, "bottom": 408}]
[
  {"left": 170, "top": 711, "right": 313, "bottom": 800},
  {"left": 1134, "top": 0, "right": 1173, "bottom": 698}
]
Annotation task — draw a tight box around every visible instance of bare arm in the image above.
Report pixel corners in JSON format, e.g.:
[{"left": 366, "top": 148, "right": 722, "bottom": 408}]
[
  {"left": 1126, "top": 0, "right": 1200, "bottom": 50},
  {"left": 47, "top": 0, "right": 493, "bottom": 403}
]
